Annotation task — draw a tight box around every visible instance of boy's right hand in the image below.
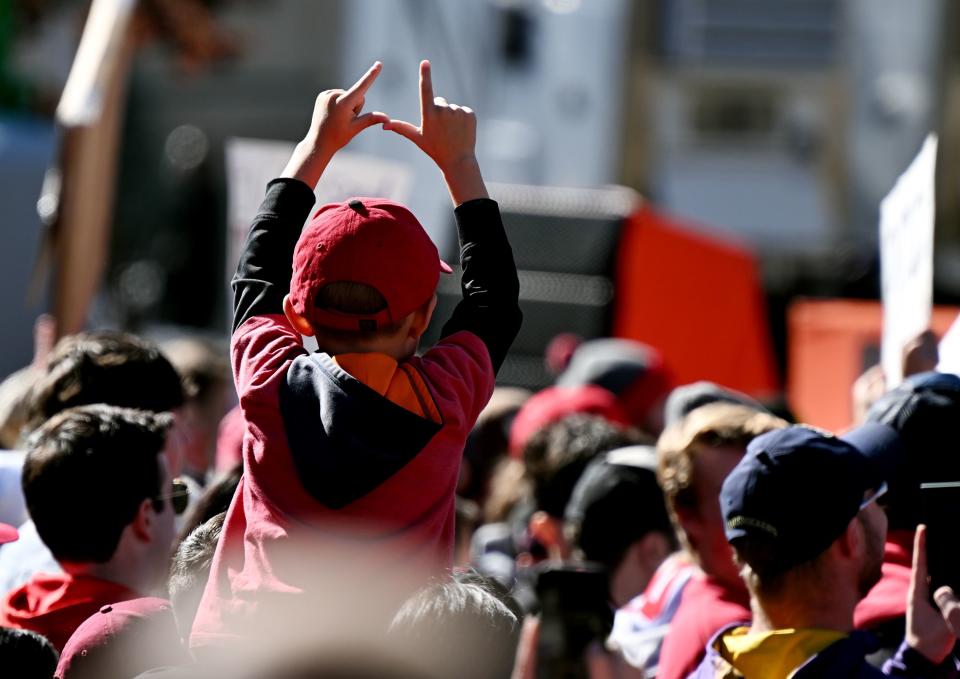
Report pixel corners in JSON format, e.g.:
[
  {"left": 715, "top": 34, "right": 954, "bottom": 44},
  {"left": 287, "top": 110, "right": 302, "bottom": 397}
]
[
  {"left": 384, "top": 60, "right": 488, "bottom": 205},
  {"left": 282, "top": 61, "right": 389, "bottom": 187}
]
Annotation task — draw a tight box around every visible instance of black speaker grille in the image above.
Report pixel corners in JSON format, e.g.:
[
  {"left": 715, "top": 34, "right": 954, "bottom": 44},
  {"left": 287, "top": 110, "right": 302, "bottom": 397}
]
[{"left": 423, "top": 182, "right": 639, "bottom": 390}]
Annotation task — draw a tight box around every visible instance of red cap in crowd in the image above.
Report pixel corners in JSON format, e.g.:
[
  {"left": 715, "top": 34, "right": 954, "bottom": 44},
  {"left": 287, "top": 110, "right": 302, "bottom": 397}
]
[
  {"left": 289, "top": 197, "right": 452, "bottom": 332},
  {"left": 55, "top": 597, "right": 190, "bottom": 679},
  {"left": 509, "top": 385, "right": 630, "bottom": 458}
]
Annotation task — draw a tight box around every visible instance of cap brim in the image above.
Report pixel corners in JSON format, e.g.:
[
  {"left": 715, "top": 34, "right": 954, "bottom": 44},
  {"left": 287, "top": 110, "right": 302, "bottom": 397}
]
[
  {"left": 440, "top": 259, "right": 453, "bottom": 274},
  {"left": 0, "top": 523, "right": 18, "bottom": 545},
  {"left": 841, "top": 422, "right": 903, "bottom": 483}
]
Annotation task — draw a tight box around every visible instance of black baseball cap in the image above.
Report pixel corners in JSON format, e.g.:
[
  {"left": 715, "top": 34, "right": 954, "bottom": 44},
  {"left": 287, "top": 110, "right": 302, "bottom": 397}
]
[
  {"left": 565, "top": 446, "right": 672, "bottom": 567},
  {"left": 720, "top": 423, "right": 900, "bottom": 572},
  {"left": 663, "top": 381, "right": 766, "bottom": 428},
  {"left": 865, "top": 371, "right": 960, "bottom": 529}
]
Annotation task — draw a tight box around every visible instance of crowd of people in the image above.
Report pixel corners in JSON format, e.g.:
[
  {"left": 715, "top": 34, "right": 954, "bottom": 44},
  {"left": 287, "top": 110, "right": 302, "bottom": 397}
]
[{"left": 2, "top": 59, "right": 960, "bottom": 679}]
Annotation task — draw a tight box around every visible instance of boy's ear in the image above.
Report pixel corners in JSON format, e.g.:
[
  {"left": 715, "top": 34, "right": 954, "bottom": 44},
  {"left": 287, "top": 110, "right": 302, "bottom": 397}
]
[
  {"left": 283, "top": 295, "right": 315, "bottom": 337},
  {"left": 408, "top": 294, "right": 438, "bottom": 338}
]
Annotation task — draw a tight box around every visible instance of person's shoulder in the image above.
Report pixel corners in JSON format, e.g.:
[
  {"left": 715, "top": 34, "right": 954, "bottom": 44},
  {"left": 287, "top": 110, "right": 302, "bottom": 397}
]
[
  {"left": 682, "top": 624, "right": 743, "bottom": 679},
  {"left": 416, "top": 331, "right": 493, "bottom": 378},
  {"left": 410, "top": 332, "right": 495, "bottom": 416},
  {"left": 792, "top": 631, "right": 885, "bottom": 678},
  {"left": 669, "top": 580, "right": 750, "bottom": 648}
]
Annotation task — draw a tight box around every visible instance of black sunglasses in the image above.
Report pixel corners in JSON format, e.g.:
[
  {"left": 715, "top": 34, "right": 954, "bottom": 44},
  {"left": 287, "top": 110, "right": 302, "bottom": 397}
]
[{"left": 153, "top": 478, "right": 189, "bottom": 515}]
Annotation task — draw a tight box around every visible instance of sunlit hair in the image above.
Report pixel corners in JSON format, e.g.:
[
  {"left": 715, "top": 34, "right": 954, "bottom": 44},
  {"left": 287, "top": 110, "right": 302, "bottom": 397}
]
[{"left": 657, "top": 403, "right": 787, "bottom": 514}]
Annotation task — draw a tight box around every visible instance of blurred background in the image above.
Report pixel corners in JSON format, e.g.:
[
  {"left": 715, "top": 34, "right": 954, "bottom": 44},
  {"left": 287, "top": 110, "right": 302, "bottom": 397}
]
[{"left": 2, "top": 0, "right": 959, "bottom": 429}]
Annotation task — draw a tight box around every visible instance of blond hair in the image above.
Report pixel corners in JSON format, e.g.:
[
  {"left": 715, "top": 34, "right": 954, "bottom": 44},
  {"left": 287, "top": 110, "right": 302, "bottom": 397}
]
[{"left": 656, "top": 403, "right": 787, "bottom": 516}]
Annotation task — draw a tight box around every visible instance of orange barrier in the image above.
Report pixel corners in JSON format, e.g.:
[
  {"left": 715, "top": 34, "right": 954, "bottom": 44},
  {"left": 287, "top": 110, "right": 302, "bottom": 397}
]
[
  {"left": 612, "top": 204, "right": 779, "bottom": 398},
  {"left": 788, "top": 300, "right": 959, "bottom": 432}
]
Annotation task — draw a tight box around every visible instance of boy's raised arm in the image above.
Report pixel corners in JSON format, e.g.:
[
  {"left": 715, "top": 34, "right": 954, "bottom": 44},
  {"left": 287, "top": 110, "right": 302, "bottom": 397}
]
[
  {"left": 232, "top": 63, "right": 389, "bottom": 333},
  {"left": 281, "top": 61, "right": 389, "bottom": 187},
  {"left": 384, "top": 61, "right": 522, "bottom": 372}
]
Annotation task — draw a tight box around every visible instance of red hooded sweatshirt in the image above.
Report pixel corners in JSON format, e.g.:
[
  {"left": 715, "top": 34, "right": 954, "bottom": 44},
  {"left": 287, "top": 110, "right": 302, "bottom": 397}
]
[{"left": 0, "top": 572, "right": 140, "bottom": 651}]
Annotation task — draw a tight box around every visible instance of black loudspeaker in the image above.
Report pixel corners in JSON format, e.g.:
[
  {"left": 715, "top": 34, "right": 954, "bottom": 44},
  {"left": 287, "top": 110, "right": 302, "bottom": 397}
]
[{"left": 423, "top": 182, "right": 639, "bottom": 391}]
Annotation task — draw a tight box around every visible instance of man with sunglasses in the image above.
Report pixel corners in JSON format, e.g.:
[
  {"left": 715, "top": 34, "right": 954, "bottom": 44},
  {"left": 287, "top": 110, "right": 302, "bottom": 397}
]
[
  {"left": 0, "top": 330, "right": 188, "bottom": 595},
  {"left": 689, "top": 424, "right": 959, "bottom": 678},
  {"left": 0, "top": 405, "right": 187, "bottom": 651}
]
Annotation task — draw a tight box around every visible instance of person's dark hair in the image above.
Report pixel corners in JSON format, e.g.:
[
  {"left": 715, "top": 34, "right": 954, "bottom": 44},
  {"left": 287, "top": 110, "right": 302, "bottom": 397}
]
[
  {"left": 25, "top": 331, "right": 184, "bottom": 432},
  {"left": 523, "top": 414, "right": 642, "bottom": 518},
  {"left": 389, "top": 571, "right": 521, "bottom": 679},
  {"left": 0, "top": 626, "right": 58, "bottom": 679},
  {"left": 22, "top": 405, "right": 171, "bottom": 563},
  {"left": 175, "top": 463, "right": 242, "bottom": 545},
  {"left": 169, "top": 512, "right": 225, "bottom": 639}
]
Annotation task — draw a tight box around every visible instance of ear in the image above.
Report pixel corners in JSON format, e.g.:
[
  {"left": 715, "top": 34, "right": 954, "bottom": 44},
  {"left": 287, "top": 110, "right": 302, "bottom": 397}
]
[
  {"left": 131, "top": 498, "right": 154, "bottom": 542},
  {"left": 529, "top": 511, "right": 566, "bottom": 556},
  {"left": 283, "top": 294, "right": 315, "bottom": 337},
  {"left": 638, "top": 531, "right": 672, "bottom": 568},
  {"left": 408, "top": 294, "right": 438, "bottom": 339},
  {"left": 836, "top": 515, "right": 862, "bottom": 560}
]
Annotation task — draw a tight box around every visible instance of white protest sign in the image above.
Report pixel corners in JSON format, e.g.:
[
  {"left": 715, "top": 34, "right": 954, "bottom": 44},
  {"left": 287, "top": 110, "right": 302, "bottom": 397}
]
[
  {"left": 880, "top": 134, "right": 937, "bottom": 387},
  {"left": 225, "top": 137, "right": 414, "bottom": 288},
  {"left": 937, "top": 313, "right": 960, "bottom": 376}
]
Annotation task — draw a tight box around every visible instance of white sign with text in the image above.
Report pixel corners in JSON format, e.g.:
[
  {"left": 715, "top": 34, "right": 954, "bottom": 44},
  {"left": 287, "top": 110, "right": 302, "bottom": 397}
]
[
  {"left": 880, "top": 134, "right": 937, "bottom": 387},
  {"left": 938, "top": 313, "right": 960, "bottom": 376}
]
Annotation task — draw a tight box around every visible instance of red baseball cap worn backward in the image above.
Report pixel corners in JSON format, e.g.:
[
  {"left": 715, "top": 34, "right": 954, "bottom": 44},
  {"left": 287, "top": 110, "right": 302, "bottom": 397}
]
[{"left": 290, "top": 197, "right": 452, "bottom": 332}]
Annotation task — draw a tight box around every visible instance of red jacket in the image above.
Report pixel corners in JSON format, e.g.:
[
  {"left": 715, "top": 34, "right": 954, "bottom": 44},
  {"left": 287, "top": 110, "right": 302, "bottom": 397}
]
[
  {"left": 190, "top": 181, "right": 520, "bottom": 648},
  {"left": 655, "top": 572, "right": 751, "bottom": 679},
  {"left": 1, "top": 572, "right": 139, "bottom": 651}
]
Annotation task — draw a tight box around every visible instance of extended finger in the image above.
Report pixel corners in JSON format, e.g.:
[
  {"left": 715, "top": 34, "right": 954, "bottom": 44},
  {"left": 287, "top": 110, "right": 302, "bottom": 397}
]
[
  {"left": 343, "top": 61, "right": 383, "bottom": 102},
  {"left": 353, "top": 111, "right": 391, "bottom": 131},
  {"left": 382, "top": 119, "right": 422, "bottom": 143},
  {"left": 912, "top": 525, "right": 930, "bottom": 599},
  {"left": 419, "top": 60, "right": 434, "bottom": 120}
]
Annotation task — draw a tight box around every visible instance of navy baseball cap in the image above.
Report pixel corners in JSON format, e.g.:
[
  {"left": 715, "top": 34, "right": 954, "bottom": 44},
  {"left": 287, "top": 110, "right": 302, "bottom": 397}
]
[{"left": 721, "top": 423, "right": 900, "bottom": 572}]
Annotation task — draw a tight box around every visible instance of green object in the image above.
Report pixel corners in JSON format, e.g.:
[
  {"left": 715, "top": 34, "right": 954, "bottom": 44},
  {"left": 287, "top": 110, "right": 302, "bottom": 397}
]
[{"left": 0, "top": 0, "right": 35, "bottom": 111}]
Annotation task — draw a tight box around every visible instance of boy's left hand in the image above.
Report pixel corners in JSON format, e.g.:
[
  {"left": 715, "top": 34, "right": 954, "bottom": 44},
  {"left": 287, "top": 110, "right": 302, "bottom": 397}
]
[{"left": 282, "top": 61, "right": 389, "bottom": 186}]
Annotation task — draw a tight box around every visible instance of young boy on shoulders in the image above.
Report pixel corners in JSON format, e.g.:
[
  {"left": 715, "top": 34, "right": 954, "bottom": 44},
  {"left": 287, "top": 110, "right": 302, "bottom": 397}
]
[{"left": 191, "top": 60, "right": 521, "bottom": 647}]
